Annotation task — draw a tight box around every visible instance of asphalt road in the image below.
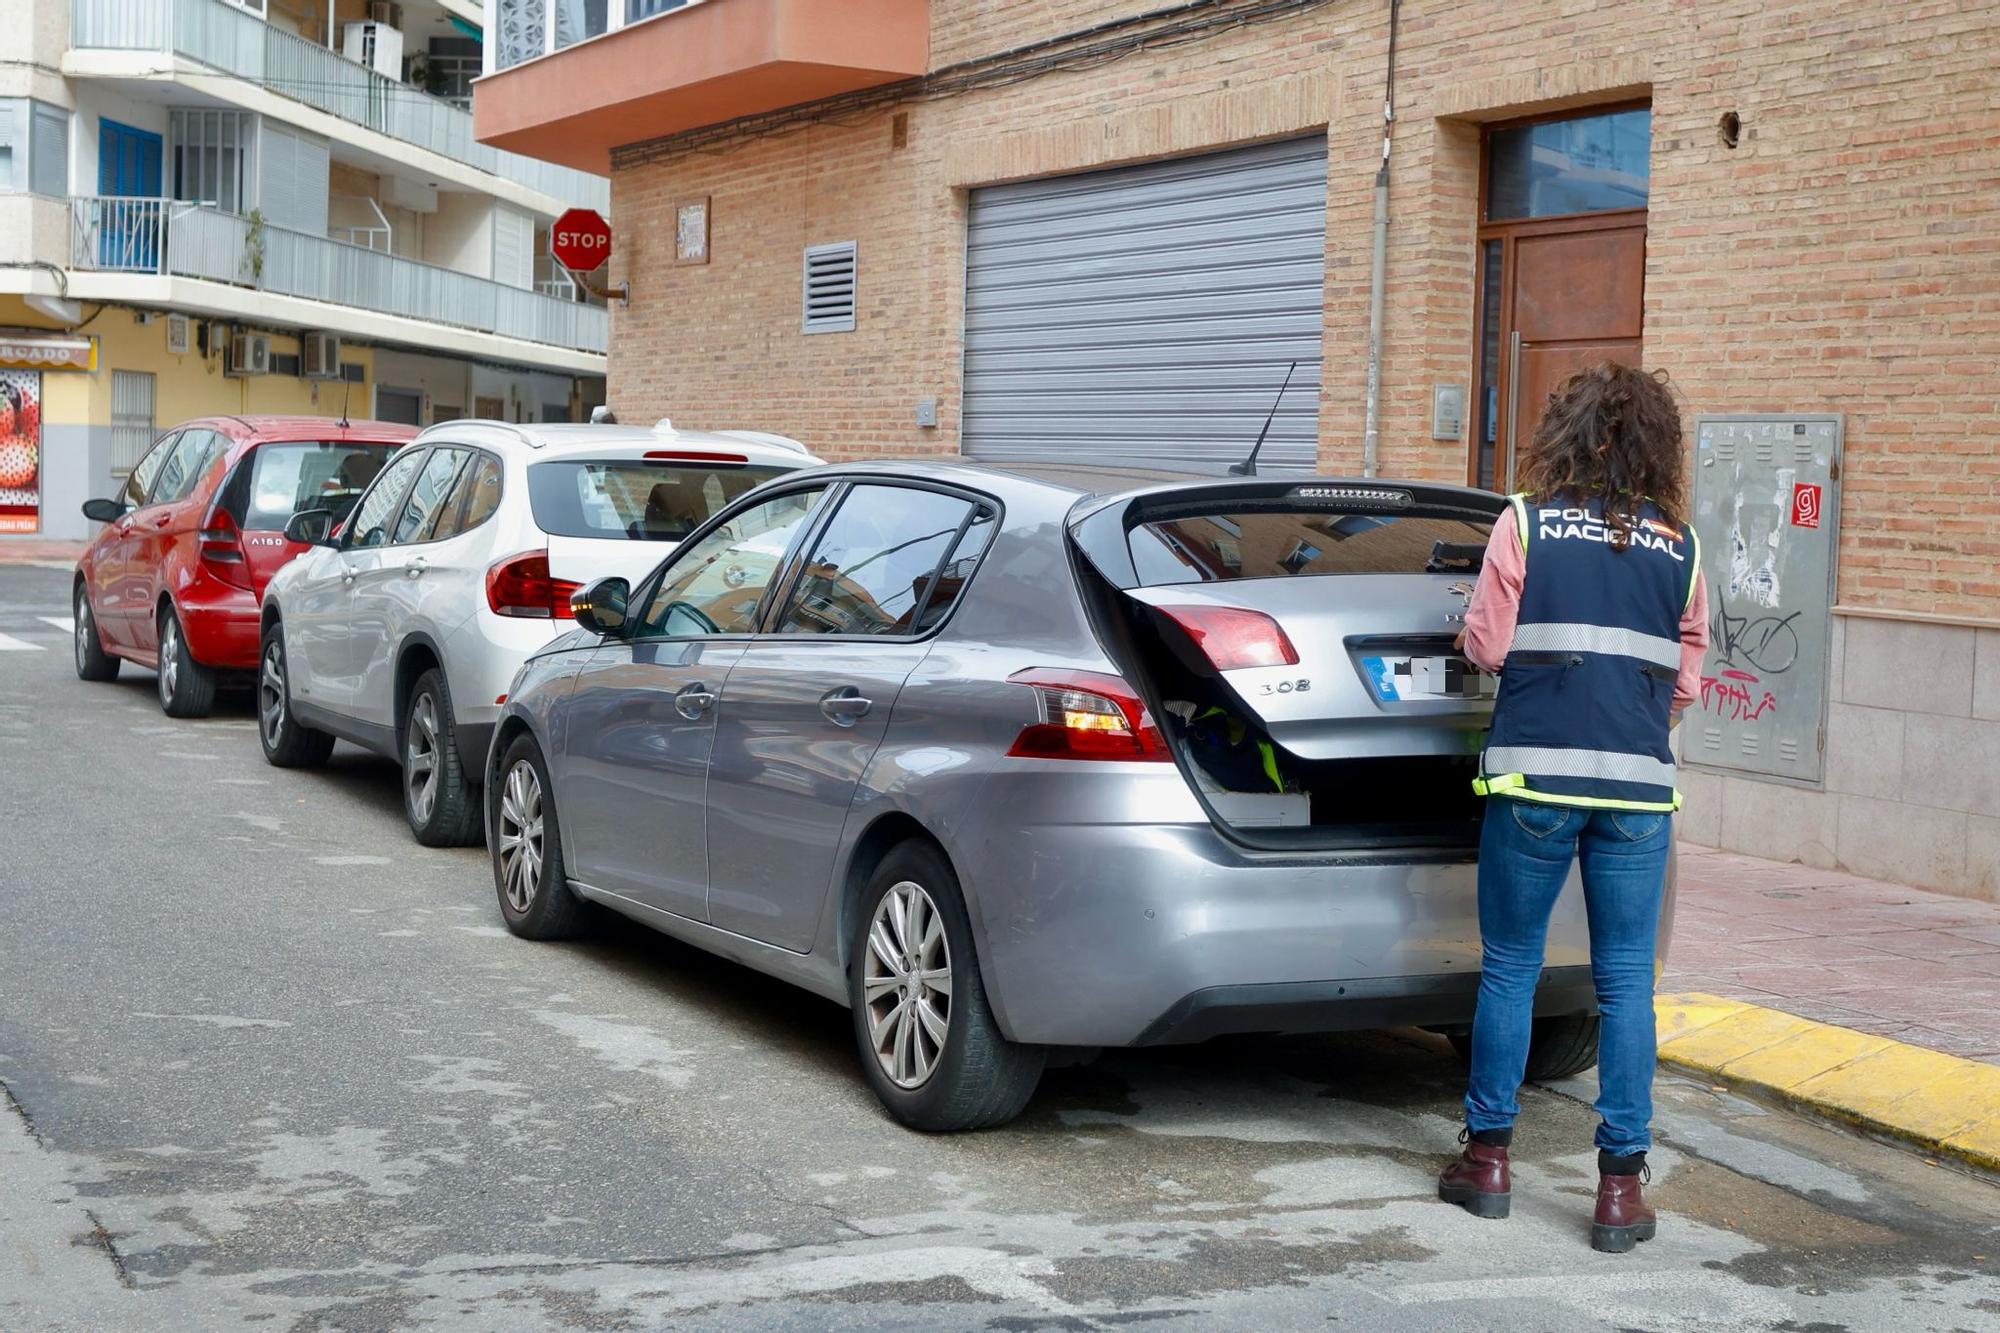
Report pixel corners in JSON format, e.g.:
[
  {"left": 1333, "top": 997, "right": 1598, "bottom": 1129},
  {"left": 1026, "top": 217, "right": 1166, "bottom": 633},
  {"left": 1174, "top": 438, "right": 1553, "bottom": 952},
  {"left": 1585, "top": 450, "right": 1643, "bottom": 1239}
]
[{"left": 2, "top": 562, "right": 1997, "bottom": 1332}]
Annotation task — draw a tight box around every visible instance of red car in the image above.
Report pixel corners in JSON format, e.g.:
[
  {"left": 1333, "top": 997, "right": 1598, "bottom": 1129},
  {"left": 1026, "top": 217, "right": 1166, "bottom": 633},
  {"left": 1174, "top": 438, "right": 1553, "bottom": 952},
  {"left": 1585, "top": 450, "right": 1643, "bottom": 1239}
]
[{"left": 74, "top": 415, "right": 418, "bottom": 716}]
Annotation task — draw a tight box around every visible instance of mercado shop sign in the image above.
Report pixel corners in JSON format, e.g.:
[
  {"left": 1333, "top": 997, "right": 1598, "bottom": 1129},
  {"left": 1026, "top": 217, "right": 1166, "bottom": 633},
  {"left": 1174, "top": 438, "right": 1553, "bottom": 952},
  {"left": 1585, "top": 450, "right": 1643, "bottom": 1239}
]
[{"left": 0, "top": 333, "right": 96, "bottom": 372}]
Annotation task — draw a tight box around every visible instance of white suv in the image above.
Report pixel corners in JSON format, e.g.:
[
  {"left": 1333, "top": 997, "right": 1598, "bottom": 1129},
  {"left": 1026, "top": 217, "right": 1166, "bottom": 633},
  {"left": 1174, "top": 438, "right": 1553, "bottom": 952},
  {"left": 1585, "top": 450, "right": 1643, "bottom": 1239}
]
[{"left": 256, "top": 419, "right": 820, "bottom": 844}]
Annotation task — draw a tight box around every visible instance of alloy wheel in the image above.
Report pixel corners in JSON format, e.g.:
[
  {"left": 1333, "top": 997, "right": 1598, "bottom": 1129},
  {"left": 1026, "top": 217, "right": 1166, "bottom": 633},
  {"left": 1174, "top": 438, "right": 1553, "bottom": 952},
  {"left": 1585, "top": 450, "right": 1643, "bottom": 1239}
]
[
  {"left": 73, "top": 592, "right": 92, "bottom": 674},
  {"left": 496, "top": 759, "right": 544, "bottom": 914},
  {"left": 862, "top": 880, "right": 953, "bottom": 1089},
  {"left": 157, "top": 616, "right": 180, "bottom": 706},
  {"left": 406, "top": 692, "right": 441, "bottom": 824},
  {"left": 259, "top": 639, "right": 287, "bottom": 748}
]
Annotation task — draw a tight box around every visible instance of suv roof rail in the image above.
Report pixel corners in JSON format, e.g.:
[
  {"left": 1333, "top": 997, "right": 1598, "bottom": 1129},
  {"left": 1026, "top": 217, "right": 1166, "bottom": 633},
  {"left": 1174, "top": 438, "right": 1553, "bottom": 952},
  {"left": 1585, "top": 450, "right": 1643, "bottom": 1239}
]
[{"left": 415, "top": 419, "right": 545, "bottom": 449}]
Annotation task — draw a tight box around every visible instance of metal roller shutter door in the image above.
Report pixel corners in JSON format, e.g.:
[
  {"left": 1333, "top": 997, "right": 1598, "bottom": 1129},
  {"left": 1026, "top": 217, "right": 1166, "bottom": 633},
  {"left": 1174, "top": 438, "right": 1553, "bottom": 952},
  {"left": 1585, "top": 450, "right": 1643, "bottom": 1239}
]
[{"left": 962, "top": 135, "right": 1326, "bottom": 474}]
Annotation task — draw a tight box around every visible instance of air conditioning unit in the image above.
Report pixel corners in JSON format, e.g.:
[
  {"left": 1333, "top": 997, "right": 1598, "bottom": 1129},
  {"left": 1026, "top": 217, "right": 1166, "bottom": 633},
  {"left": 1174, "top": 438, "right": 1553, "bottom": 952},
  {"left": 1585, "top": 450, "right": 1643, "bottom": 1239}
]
[
  {"left": 341, "top": 20, "right": 404, "bottom": 81},
  {"left": 302, "top": 332, "right": 341, "bottom": 380},
  {"left": 367, "top": 0, "right": 403, "bottom": 24},
  {"left": 165, "top": 313, "right": 191, "bottom": 356},
  {"left": 226, "top": 332, "right": 271, "bottom": 377}
]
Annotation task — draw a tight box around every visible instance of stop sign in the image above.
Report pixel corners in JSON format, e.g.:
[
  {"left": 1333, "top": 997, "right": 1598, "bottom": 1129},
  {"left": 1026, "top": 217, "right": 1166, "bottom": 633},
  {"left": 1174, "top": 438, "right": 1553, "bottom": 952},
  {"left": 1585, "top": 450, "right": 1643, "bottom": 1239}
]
[{"left": 550, "top": 208, "right": 612, "bottom": 273}]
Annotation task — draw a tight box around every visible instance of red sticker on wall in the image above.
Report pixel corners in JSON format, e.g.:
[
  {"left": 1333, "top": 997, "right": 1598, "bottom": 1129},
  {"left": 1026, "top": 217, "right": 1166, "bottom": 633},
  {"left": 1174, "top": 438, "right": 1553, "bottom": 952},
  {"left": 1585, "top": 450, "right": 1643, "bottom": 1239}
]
[{"left": 1791, "top": 481, "right": 1823, "bottom": 529}]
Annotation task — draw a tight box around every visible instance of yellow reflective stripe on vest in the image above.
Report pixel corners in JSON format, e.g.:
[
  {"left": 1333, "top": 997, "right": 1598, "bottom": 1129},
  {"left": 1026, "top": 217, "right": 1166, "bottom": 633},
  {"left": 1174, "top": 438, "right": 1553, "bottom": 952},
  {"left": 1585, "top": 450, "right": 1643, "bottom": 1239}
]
[
  {"left": 1684, "top": 522, "right": 1703, "bottom": 613},
  {"left": 1509, "top": 493, "right": 1530, "bottom": 547},
  {"left": 1471, "top": 771, "right": 1682, "bottom": 813}
]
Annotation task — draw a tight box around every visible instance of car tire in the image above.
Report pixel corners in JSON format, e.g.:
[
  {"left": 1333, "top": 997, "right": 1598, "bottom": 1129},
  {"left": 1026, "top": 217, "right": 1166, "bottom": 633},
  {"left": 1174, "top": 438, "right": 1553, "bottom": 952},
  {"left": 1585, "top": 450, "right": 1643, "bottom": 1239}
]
[
  {"left": 490, "top": 732, "right": 594, "bottom": 940},
  {"left": 258, "top": 622, "right": 335, "bottom": 768},
  {"left": 1447, "top": 1012, "right": 1602, "bottom": 1083},
  {"left": 403, "top": 667, "right": 481, "bottom": 848},
  {"left": 848, "top": 840, "right": 1045, "bottom": 1132},
  {"left": 73, "top": 583, "right": 119, "bottom": 682},
  {"left": 155, "top": 603, "right": 217, "bottom": 718}
]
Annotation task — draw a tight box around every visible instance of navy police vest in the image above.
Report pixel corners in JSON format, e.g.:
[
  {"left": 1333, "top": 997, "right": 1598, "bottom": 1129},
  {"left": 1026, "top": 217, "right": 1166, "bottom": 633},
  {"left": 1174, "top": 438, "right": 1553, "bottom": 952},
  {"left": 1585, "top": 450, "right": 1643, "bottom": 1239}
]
[{"left": 1474, "top": 492, "right": 1701, "bottom": 813}]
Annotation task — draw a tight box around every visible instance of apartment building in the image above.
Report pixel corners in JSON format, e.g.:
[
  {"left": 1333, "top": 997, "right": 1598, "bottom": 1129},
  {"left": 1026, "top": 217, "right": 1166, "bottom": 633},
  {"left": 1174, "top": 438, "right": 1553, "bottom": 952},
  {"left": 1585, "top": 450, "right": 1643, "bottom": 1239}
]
[
  {"left": 473, "top": 0, "right": 2000, "bottom": 901},
  {"left": 1, "top": 0, "right": 611, "bottom": 541}
]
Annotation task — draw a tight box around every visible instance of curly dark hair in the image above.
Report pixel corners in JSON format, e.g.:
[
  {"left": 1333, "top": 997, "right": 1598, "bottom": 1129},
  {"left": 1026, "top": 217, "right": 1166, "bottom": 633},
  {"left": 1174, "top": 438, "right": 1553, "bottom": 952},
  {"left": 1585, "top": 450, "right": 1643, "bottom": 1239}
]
[{"left": 1518, "top": 362, "right": 1687, "bottom": 544}]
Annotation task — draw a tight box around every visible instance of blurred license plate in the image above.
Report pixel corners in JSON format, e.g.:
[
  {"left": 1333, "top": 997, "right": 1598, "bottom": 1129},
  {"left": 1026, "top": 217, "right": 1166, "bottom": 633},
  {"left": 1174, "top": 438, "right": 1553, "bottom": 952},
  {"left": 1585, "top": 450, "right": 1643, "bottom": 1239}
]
[{"left": 1361, "top": 655, "right": 1491, "bottom": 702}]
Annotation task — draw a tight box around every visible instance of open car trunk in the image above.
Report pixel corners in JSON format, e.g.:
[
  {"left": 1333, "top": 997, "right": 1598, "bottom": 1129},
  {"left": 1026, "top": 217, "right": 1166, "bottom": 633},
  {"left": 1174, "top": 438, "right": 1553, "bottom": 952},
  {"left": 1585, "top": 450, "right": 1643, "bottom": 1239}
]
[{"left": 1069, "top": 478, "right": 1506, "bottom": 853}]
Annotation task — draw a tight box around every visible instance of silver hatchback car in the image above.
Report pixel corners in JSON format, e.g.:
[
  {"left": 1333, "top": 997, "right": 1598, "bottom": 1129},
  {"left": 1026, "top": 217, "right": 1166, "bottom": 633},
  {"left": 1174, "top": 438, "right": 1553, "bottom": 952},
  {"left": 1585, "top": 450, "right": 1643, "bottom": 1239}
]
[{"left": 486, "top": 461, "right": 1672, "bottom": 1130}]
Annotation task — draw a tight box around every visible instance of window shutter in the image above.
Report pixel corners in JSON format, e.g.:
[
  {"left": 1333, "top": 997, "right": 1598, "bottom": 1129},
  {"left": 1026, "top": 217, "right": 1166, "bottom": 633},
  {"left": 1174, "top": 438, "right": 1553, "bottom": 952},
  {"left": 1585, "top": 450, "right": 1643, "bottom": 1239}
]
[
  {"left": 801, "top": 240, "right": 857, "bottom": 334},
  {"left": 259, "top": 125, "right": 328, "bottom": 234},
  {"left": 30, "top": 103, "right": 66, "bottom": 197},
  {"left": 491, "top": 204, "right": 532, "bottom": 289}
]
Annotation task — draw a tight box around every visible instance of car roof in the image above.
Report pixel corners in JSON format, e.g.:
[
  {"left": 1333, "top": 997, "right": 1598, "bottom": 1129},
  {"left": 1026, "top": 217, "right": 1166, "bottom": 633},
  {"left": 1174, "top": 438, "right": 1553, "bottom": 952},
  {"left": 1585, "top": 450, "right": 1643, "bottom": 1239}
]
[
  {"left": 411, "top": 419, "right": 821, "bottom": 468},
  {"left": 178, "top": 415, "right": 420, "bottom": 444},
  {"left": 795, "top": 456, "right": 1208, "bottom": 500}
]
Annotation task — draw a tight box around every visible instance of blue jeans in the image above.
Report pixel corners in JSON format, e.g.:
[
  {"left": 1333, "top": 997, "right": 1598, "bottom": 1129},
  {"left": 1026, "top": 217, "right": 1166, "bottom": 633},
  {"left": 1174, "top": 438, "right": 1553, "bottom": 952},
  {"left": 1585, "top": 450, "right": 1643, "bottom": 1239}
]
[{"left": 1464, "top": 796, "right": 1672, "bottom": 1155}]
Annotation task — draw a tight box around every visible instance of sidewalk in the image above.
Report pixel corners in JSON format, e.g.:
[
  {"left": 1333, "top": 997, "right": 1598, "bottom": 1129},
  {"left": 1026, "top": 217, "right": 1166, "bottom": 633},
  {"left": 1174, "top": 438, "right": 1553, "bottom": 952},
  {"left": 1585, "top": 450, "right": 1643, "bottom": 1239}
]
[
  {"left": 1657, "top": 843, "right": 2000, "bottom": 1170},
  {"left": 0, "top": 539, "right": 85, "bottom": 567}
]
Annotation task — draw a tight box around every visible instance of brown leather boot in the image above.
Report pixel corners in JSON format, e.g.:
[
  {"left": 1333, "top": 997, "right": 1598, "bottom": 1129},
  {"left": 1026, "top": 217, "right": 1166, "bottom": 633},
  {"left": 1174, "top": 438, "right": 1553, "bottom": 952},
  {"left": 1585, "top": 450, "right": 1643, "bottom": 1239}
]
[
  {"left": 1437, "top": 1130, "right": 1511, "bottom": 1219},
  {"left": 1592, "top": 1155, "right": 1657, "bottom": 1252}
]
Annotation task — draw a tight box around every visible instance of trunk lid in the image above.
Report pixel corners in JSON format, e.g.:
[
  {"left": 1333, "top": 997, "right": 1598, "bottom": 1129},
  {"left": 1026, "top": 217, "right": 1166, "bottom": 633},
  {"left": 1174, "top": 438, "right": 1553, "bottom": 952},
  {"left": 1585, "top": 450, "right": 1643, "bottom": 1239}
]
[
  {"left": 545, "top": 533, "right": 680, "bottom": 588},
  {"left": 1068, "top": 478, "right": 1504, "bottom": 846}
]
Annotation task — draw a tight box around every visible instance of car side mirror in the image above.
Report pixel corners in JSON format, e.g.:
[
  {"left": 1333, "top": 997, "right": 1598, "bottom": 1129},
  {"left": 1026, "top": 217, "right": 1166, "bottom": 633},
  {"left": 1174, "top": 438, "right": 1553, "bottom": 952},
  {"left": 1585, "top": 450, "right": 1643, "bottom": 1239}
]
[
  {"left": 284, "top": 508, "right": 336, "bottom": 546},
  {"left": 81, "top": 497, "right": 127, "bottom": 523},
  {"left": 572, "top": 576, "right": 630, "bottom": 636}
]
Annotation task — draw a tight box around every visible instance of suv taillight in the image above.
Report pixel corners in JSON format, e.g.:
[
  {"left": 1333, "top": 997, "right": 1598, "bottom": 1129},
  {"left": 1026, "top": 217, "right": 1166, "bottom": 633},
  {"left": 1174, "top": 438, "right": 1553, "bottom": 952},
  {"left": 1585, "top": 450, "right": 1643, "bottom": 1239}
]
[
  {"left": 197, "top": 504, "right": 251, "bottom": 589},
  {"left": 1154, "top": 604, "right": 1299, "bottom": 672},
  {"left": 1005, "top": 668, "right": 1170, "bottom": 762},
  {"left": 485, "top": 549, "right": 581, "bottom": 619}
]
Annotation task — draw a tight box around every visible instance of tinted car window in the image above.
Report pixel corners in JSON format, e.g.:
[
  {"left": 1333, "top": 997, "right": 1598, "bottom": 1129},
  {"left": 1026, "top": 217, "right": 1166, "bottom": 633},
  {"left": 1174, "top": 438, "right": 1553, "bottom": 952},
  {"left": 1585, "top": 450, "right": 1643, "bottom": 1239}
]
[
  {"left": 776, "top": 486, "right": 976, "bottom": 637},
  {"left": 527, "top": 459, "right": 791, "bottom": 542},
  {"left": 345, "top": 449, "right": 426, "bottom": 549},
  {"left": 911, "top": 507, "right": 996, "bottom": 634},
  {"left": 393, "top": 447, "right": 470, "bottom": 544},
  {"left": 125, "top": 432, "right": 176, "bottom": 507},
  {"left": 232, "top": 442, "right": 397, "bottom": 530},
  {"left": 1130, "top": 510, "right": 1494, "bottom": 584},
  {"left": 424, "top": 452, "right": 502, "bottom": 542},
  {"left": 148, "top": 429, "right": 226, "bottom": 506},
  {"left": 635, "top": 488, "right": 826, "bottom": 638}
]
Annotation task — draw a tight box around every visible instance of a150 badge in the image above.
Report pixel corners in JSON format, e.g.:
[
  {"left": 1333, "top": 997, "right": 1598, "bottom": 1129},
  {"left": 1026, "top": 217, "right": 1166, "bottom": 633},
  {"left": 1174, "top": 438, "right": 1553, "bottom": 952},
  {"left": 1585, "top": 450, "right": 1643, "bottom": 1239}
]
[{"left": 1258, "top": 679, "right": 1311, "bottom": 695}]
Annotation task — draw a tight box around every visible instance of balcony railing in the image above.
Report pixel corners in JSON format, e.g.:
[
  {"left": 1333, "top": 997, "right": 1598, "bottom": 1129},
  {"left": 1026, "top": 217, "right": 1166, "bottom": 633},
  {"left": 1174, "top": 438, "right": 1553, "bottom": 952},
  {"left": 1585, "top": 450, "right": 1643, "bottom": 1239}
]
[
  {"left": 69, "top": 196, "right": 609, "bottom": 357},
  {"left": 71, "top": 0, "right": 609, "bottom": 210}
]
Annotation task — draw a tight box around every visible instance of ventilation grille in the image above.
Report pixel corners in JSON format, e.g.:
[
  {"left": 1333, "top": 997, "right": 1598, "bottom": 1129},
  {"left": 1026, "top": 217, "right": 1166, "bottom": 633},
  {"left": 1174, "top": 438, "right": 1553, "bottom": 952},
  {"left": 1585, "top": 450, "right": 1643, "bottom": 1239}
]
[{"left": 802, "top": 240, "right": 857, "bottom": 334}]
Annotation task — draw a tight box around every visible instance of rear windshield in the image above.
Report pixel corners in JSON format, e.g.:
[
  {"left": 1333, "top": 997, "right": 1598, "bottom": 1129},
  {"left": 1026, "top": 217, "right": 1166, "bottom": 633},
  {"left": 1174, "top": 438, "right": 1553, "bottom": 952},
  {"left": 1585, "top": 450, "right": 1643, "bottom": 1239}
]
[
  {"left": 1130, "top": 509, "right": 1494, "bottom": 584},
  {"left": 527, "top": 459, "right": 792, "bottom": 541},
  {"left": 235, "top": 441, "right": 399, "bottom": 530}
]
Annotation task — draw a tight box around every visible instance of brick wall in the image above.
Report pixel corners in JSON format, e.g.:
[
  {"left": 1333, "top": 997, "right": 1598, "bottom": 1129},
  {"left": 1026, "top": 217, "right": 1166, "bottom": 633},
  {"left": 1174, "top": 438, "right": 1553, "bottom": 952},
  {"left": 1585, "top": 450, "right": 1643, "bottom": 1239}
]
[{"left": 608, "top": 0, "right": 2000, "bottom": 618}]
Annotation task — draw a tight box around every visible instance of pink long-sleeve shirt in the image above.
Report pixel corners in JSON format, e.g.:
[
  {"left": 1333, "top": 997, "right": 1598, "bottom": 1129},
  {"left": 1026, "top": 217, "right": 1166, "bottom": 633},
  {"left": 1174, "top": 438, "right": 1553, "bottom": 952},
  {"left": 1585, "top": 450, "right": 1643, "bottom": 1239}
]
[{"left": 1461, "top": 515, "right": 1711, "bottom": 715}]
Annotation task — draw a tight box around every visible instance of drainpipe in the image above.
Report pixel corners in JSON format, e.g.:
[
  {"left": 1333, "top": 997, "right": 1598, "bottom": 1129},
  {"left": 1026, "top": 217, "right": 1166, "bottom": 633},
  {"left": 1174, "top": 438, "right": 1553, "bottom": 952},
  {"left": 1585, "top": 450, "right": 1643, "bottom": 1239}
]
[{"left": 1361, "top": 0, "right": 1400, "bottom": 478}]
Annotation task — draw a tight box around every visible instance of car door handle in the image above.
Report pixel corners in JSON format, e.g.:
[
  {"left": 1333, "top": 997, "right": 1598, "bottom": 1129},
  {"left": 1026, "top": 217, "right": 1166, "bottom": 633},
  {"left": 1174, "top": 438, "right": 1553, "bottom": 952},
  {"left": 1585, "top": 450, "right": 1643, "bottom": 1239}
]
[
  {"left": 340, "top": 567, "right": 357, "bottom": 584},
  {"left": 819, "top": 687, "right": 873, "bottom": 726},
  {"left": 150, "top": 512, "right": 172, "bottom": 528},
  {"left": 673, "top": 683, "right": 717, "bottom": 720},
  {"left": 404, "top": 557, "right": 427, "bottom": 578}
]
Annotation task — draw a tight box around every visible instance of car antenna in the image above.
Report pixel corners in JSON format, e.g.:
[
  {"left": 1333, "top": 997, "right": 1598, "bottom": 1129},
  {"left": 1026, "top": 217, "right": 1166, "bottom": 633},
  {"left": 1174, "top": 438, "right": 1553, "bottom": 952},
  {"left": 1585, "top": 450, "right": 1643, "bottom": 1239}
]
[
  {"left": 337, "top": 375, "right": 351, "bottom": 429},
  {"left": 1228, "top": 360, "right": 1300, "bottom": 477}
]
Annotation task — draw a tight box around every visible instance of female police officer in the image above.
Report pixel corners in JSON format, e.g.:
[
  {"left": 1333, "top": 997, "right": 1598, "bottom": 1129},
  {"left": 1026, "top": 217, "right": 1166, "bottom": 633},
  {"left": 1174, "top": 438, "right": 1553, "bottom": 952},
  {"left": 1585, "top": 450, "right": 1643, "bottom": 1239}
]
[{"left": 1436, "top": 362, "right": 1710, "bottom": 1254}]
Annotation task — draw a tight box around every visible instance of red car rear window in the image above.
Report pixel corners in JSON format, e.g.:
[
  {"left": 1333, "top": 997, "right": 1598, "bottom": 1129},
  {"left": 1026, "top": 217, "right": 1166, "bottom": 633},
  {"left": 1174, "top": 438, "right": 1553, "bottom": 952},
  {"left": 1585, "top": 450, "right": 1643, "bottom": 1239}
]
[{"left": 227, "top": 442, "right": 398, "bottom": 530}]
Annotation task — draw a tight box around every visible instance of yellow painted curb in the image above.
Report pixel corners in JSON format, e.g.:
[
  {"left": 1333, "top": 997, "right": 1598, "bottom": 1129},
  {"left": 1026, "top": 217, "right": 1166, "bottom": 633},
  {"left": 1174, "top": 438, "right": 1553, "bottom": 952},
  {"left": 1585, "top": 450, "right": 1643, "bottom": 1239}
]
[{"left": 1655, "top": 993, "right": 2000, "bottom": 1175}]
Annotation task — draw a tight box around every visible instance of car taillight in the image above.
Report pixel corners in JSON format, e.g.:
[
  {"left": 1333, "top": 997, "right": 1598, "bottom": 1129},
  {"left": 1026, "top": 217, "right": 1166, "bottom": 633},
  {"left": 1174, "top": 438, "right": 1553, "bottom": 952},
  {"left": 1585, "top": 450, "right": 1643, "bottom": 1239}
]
[
  {"left": 197, "top": 504, "right": 251, "bottom": 589},
  {"left": 1005, "top": 668, "right": 1170, "bottom": 762},
  {"left": 485, "top": 549, "right": 582, "bottom": 619},
  {"left": 1154, "top": 604, "right": 1299, "bottom": 671}
]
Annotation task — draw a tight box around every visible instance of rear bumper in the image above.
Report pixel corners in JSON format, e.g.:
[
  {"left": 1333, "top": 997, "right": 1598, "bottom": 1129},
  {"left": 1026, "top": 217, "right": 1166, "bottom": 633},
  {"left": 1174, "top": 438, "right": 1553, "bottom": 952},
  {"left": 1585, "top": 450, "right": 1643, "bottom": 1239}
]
[
  {"left": 176, "top": 583, "right": 260, "bottom": 669},
  {"left": 1134, "top": 966, "right": 1597, "bottom": 1045},
  {"left": 952, "top": 774, "right": 1605, "bottom": 1047}
]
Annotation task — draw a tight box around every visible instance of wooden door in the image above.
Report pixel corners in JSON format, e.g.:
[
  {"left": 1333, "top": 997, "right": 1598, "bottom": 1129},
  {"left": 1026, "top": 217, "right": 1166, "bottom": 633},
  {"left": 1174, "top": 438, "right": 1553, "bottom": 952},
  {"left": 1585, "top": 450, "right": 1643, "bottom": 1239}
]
[{"left": 1469, "top": 105, "right": 1652, "bottom": 491}]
